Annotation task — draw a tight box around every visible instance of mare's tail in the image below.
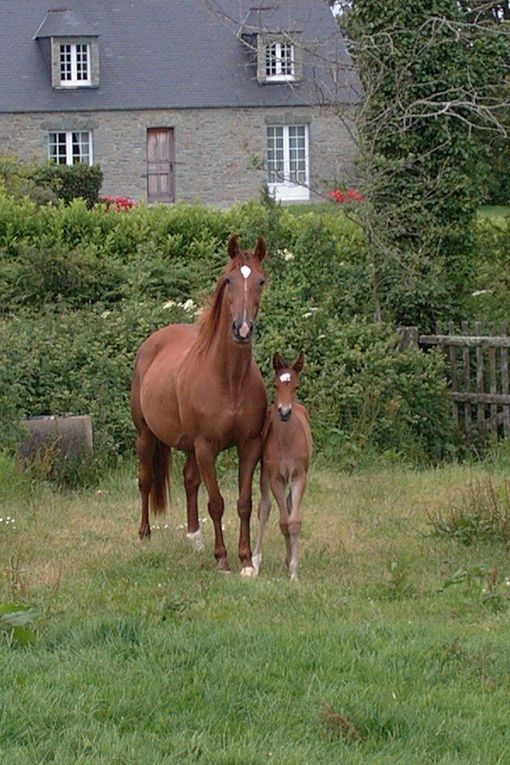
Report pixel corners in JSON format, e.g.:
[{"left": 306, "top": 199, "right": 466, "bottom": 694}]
[{"left": 151, "top": 439, "right": 171, "bottom": 515}]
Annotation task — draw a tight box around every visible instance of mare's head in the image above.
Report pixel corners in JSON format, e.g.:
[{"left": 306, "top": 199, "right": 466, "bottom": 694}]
[
  {"left": 272, "top": 352, "right": 304, "bottom": 422},
  {"left": 224, "top": 235, "right": 267, "bottom": 344}
]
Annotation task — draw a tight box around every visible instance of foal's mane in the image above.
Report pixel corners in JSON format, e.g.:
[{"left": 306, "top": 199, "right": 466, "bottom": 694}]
[{"left": 194, "top": 253, "right": 252, "bottom": 353}]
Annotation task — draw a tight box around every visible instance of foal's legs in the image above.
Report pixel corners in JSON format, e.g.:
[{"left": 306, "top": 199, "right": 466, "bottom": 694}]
[
  {"left": 270, "top": 472, "right": 304, "bottom": 581},
  {"left": 194, "top": 436, "right": 229, "bottom": 571},
  {"left": 237, "top": 436, "right": 262, "bottom": 577},
  {"left": 269, "top": 473, "right": 291, "bottom": 573},
  {"left": 136, "top": 425, "right": 157, "bottom": 540},
  {"left": 183, "top": 451, "right": 204, "bottom": 550},
  {"left": 286, "top": 476, "right": 306, "bottom": 582},
  {"left": 252, "top": 467, "right": 271, "bottom": 576}
]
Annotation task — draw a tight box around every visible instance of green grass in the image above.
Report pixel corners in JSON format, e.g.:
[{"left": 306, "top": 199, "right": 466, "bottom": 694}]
[
  {"left": 2, "top": 454, "right": 510, "bottom": 764},
  {"left": 478, "top": 205, "right": 510, "bottom": 220}
]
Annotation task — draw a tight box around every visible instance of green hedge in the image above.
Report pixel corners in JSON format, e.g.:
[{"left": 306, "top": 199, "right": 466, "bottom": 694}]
[{"left": 0, "top": 194, "right": 458, "bottom": 467}]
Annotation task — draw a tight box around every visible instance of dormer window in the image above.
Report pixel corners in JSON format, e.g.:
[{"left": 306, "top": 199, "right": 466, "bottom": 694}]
[
  {"left": 33, "top": 9, "right": 99, "bottom": 89},
  {"left": 59, "top": 43, "right": 91, "bottom": 87},
  {"left": 265, "top": 41, "right": 294, "bottom": 81},
  {"left": 255, "top": 33, "right": 303, "bottom": 84}
]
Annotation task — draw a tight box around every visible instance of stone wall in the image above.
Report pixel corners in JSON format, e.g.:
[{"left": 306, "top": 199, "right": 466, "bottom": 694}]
[{"left": 0, "top": 105, "right": 357, "bottom": 205}]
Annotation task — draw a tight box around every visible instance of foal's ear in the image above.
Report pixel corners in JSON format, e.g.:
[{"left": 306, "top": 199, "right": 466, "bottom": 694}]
[
  {"left": 228, "top": 234, "right": 240, "bottom": 260},
  {"left": 293, "top": 353, "right": 304, "bottom": 375},
  {"left": 273, "top": 352, "right": 283, "bottom": 372},
  {"left": 254, "top": 236, "right": 266, "bottom": 262}
]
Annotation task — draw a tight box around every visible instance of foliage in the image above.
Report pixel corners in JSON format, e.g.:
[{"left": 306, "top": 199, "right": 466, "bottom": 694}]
[
  {"left": 0, "top": 153, "right": 103, "bottom": 207},
  {"left": 0, "top": 155, "right": 57, "bottom": 206},
  {"left": 462, "top": 215, "right": 510, "bottom": 324},
  {"left": 0, "top": 197, "right": 458, "bottom": 468},
  {"left": 34, "top": 162, "right": 103, "bottom": 208},
  {"left": 481, "top": 137, "right": 510, "bottom": 205},
  {"left": 342, "top": 0, "right": 510, "bottom": 329}
]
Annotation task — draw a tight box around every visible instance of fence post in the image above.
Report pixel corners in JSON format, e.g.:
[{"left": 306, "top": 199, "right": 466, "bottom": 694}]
[{"left": 397, "top": 326, "right": 419, "bottom": 351}]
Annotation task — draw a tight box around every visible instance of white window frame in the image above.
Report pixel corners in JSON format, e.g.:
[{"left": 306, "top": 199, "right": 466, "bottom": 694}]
[
  {"left": 265, "top": 41, "right": 295, "bottom": 82},
  {"left": 59, "top": 43, "right": 91, "bottom": 87},
  {"left": 267, "top": 125, "right": 310, "bottom": 202},
  {"left": 48, "top": 131, "right": 93, "bottom": 166}
]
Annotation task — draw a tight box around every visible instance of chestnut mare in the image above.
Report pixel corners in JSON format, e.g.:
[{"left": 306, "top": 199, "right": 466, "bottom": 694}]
[
  {"left": 130, "top": 235, "right": 267, "bottom": 575},
  {"left": 253, "top": 353, "right": 312, "bottom": 581}
]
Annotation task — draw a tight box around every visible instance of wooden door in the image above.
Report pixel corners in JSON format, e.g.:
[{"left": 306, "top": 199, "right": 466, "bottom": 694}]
[{"left": 147, "top": 128, "right": 175, "bottom": 202}]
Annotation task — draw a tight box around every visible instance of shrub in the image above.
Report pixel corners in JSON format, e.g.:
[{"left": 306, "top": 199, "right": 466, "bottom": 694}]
[
  {"left": 34, "top": 163, "right": 103, "bottom": 208},
  {"left": 0, "top": 300, "right": 192, "bottom": 460},
  {"left": 0, "top": 154, "right": 103, "bottom": 208},
  {"left": 0, "top": 197, "right": 459, "bottom": 468}
]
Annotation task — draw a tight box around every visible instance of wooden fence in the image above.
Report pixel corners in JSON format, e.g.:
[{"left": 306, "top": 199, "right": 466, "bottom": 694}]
[{"left": 399, "top": 322, "right": 510, "bottom": 441}]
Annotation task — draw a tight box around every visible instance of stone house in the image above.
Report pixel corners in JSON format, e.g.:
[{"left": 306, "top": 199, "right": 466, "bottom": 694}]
[{"left": 0, "top": 1, "right": 360, "bottom": 206}]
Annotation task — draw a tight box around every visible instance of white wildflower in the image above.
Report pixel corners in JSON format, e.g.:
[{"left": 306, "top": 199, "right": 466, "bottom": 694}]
[
  {"left": 163, "top": 299, "right": 177, "bottom": 309},
  {"left": 279, "top": 249, "right": 294, "bottom": 262},
  {"left": 182, "top": 299, "right": 196, "bottom": 313},
  {"left": 101, "top": 310, "right": 111, "bottom": 319},
  {"left": 471, "top": 289, "right": 492, "bottom": 297}
]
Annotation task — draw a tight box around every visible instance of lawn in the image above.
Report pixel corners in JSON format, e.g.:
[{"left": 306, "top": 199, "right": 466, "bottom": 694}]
[
  {"left": 478, "top": 205, "right": 510, "bottom": 221},
  {"left": 1, "top": 454, "right": 510, "bottom": 764}
]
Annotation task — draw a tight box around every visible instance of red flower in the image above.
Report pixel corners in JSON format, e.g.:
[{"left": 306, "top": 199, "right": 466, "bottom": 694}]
[
  {"left": 326, "top": 188, "right": 364, "bottom": 204},
  {"left": 100, "top": 195, "right": 136, "bottom": 212}
]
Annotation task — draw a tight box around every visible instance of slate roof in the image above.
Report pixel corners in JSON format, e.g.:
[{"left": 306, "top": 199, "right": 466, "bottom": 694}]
[
  {"left": 34, "top": 9, "right": 99, "bottom": 39},
  {"left": 0, "top": 0, "right": 360, "bottom": 114}
]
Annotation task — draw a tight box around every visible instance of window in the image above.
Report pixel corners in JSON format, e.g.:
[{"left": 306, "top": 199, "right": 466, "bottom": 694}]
[
  {"left": 48, "top": 131, "right": 92, "bottom": 165},
  {"left": 59, "top": 43, "right": 90, "bottom": 86},
  {"left": 265, "top": 42, "right": 294, "bottom": 81},
  {"left": 267, "top": 125, "right": 309, "bottom": 201},
  {"left": 256, "top": 33, "right": 302, "bottom": 83}
]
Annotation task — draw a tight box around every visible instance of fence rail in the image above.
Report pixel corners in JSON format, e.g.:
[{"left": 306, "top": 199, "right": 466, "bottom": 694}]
[{"left": 400, "top": 322, "right": 510, "bottom": 440}]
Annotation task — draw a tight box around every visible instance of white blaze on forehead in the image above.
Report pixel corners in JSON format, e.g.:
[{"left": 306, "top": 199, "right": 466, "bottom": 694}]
[
  {"left": 240, "top": 265, "right": 251, "bottom": 279},
  {"left": 279, "top": 372, "right": 292, "bottom": 383}
]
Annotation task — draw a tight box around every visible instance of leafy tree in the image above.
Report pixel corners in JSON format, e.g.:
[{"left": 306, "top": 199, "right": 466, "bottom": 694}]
[{"left": 339, "top": 0, "right": 510, "bottom": 328}]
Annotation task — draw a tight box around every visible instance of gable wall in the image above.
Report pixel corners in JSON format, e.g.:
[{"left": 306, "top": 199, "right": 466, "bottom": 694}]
[{"left": 0, "top": 106, "right": 357, "bottom": 205}]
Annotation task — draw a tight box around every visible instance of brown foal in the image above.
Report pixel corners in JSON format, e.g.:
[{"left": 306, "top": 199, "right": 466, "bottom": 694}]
[
  {"left": 253, "top": 352, "right": 313, "bottom": 581},
  {"left": 130, "top": 235, "right": 267, "bottom": 575}
]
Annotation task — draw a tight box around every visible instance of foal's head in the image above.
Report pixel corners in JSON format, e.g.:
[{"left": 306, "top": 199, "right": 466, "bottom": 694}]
[
  {"left": 272, "top": 352, "right": 304, "bottom": 422},
  {"left": 224, "top": 235, "right": 266, "bottom": 344}
]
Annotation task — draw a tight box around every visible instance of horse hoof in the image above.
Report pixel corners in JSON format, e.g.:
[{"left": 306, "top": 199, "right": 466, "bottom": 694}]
[
  {"left": 240, "top": 566, "right": 257, "bottom": 579},
  {"left": 216, "top": 558, "right": 231, "bottom": 574},
  {"left": 186, "top": 530, "right": 205, "bottom": 551},
  {"left": 138, "top": 530, "right": 151, "bottom": 541}
]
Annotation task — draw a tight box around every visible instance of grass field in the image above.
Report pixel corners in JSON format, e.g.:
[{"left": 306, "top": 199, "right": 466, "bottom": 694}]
[{"left": 2, "top": 453, "right": 510, "bottom": 764}]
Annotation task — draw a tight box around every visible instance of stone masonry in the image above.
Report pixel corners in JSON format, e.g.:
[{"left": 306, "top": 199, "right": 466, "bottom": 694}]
[{"left": 0, "top": 105, "right": 357, "bottom": 206}]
